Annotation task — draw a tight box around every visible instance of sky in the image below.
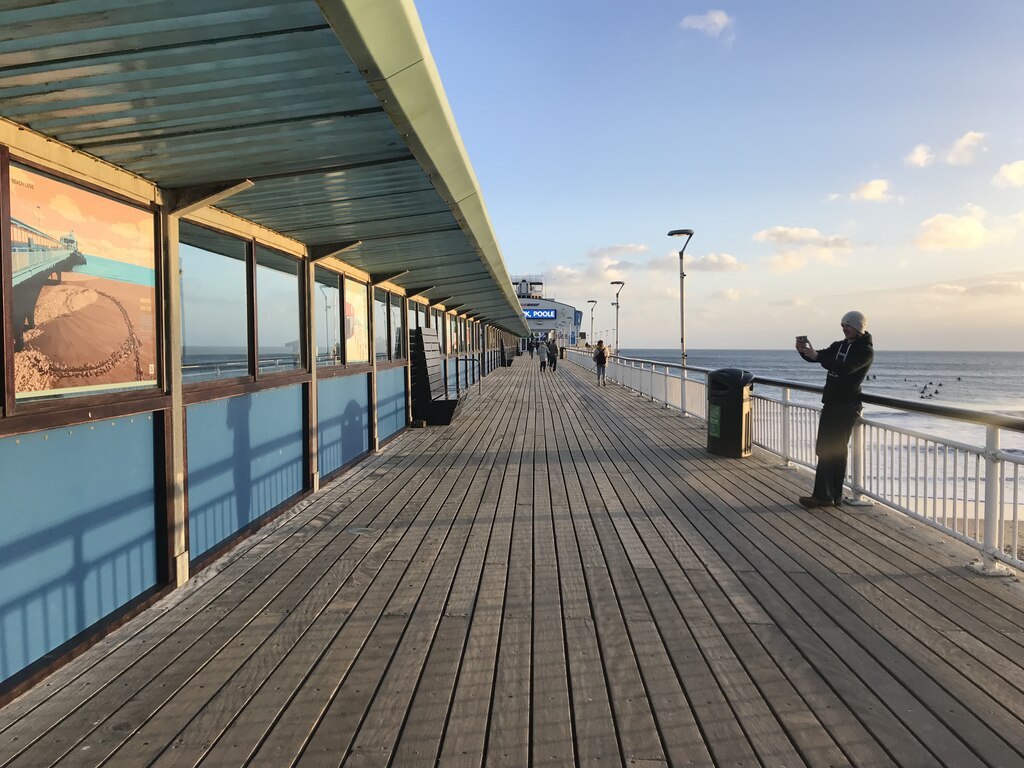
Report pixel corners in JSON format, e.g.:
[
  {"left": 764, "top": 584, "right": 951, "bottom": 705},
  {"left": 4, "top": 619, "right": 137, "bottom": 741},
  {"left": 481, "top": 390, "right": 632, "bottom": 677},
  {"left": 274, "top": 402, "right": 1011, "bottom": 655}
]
[{"left": 415, "top": 1, "right": 1024, "bottom": 351}]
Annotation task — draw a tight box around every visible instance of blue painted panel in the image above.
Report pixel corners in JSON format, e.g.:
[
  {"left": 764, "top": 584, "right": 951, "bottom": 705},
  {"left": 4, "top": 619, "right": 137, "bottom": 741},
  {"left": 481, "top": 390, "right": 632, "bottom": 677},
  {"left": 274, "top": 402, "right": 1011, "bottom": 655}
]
[
  {"left": 0, "top": 416, "right": 157, "bottom": 683},
  {"left": 317, "top": 373, "right": 370, "bottom": 477},
  {"left": 187, "top": 385, "right": 304, "bottom": 559},
  {"left": 376, "top": 366, "right": 406, "bottom": 441}
]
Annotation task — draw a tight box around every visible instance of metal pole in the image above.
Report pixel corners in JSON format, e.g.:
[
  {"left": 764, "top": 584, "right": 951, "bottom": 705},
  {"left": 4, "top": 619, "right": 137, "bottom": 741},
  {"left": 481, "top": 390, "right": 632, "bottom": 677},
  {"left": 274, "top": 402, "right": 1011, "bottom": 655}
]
[
  {"left": 967, "top": 425, "right": 1010, "bottom": 575},
  {"left": 668, "top": 230, "right": 694, "bottom": 417},
  {"left": 679, "top": 252, "right": 686, "bottom": 415}
]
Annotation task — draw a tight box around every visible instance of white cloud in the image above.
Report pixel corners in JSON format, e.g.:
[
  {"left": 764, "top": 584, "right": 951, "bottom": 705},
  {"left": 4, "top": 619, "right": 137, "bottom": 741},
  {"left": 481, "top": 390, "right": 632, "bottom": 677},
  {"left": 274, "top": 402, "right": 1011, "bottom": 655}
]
[
  {"left": 945, "top": 130, "right": 986, "bottom": 166},
  {"left": 964, "top": 281, "right": 1024, "bottom": 296},
  {"left": 928, "top": 283, "right": 967, "bottom": 296},
  {"left": 755, "top": 225, "right": 853, "bottom": 272},
  {"left": 753, "top": 226, "right": 851, "bottom": 250},
  {"left": 768, "top": 252, "right": 808, "bottom": 272},
  {"left": 709, "top": 288, "right": 757, "bottom": 302},
  {"left": 914, "top": 204, "right": 992, "bottom": 251},
  {"left": 905, "top": 144, "right": 934, "bottom": 167},
  {"left": 851, "top": 179, "right": 892, "bottom": 202},
  {"left": 770, "top": 297, "right": 808, "bottom": 307},
  {"left": 684, "top": 252, "right": 746, "bottom": 272},
  {"left": 680, "top": 10, "right": 735, "bottom": 42},
  {"left": 993, "top": 160, "right": 1024, "bottom": 188}
]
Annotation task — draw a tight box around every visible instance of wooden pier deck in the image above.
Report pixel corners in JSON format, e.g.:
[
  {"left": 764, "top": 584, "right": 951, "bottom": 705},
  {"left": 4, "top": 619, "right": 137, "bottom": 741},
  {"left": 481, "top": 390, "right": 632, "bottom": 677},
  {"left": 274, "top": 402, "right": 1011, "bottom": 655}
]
[{"left": 2, "top": 358, "right": 1024, "bottom": 767}]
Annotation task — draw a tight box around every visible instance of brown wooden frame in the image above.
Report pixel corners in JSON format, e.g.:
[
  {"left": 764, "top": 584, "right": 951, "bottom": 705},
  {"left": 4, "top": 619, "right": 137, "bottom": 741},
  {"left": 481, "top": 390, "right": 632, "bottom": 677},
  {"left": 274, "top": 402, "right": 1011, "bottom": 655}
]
[{"left": 1, "top": 149, "right": 165, "bottom": 422}]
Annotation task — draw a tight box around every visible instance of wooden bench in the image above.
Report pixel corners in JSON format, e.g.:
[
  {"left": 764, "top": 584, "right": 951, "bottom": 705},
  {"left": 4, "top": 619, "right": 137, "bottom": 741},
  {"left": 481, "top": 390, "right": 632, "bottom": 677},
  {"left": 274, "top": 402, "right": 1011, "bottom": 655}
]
[
  {"left": 499, "top": 339, "right": 515, "bottom": 367},
  {"left": 411, "top": 327, "right": 461, "bottom": 425}
]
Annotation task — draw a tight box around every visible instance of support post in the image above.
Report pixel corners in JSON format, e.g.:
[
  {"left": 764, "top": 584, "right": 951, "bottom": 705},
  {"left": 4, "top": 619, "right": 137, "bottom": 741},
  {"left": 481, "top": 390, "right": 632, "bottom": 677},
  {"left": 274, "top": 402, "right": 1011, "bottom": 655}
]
[
  {"left": 969, "top": 426, "right": 1012, "bottom": 576},
  {"left": 780, "top": 386, "right": 791, "bottom": 467}
]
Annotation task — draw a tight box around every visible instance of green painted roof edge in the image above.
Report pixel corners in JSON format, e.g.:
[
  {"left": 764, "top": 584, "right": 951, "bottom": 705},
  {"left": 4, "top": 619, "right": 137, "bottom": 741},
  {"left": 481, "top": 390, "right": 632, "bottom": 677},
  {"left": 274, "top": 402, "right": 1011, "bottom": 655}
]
[{"left": 318, "top": 0, "right": 528, "bottom": 335}]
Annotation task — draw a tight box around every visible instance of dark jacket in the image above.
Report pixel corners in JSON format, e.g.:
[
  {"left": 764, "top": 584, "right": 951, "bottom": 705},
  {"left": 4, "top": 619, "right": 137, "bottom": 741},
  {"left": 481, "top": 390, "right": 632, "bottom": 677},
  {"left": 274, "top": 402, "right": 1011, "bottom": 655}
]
[{"left": 802, "top": 331, "right": 873, "bottom": 405}]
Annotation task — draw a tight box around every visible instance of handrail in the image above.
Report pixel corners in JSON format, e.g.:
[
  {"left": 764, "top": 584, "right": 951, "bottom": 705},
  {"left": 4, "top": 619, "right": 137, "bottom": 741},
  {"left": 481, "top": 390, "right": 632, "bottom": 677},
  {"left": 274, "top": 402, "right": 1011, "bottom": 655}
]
[{"left": 603, "top": 352, "right": 1024, "bottom": 433}]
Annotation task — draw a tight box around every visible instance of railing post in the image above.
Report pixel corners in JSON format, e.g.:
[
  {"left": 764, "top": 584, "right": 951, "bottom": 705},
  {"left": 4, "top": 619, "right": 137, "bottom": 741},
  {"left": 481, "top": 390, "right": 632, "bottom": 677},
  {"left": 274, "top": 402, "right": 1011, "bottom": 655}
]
[
  {"left": 969, "top": 426, "right": 1012, "bottom": 576},
  {"left": 780, "top": 386, "right": 791, "bottom": 466},
  {"left": 680, "top": 367, "right": 688, "bottom": 417}
]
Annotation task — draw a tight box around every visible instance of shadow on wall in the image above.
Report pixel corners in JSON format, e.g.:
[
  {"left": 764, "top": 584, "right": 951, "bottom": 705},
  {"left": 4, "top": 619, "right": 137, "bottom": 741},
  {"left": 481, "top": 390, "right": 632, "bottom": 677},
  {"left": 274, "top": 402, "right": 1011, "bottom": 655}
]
[
  {"left": 227, "top": 393, "right": 252, "bottom": 537},
  {"left": 186, "top": 387, "right": 305, "bottom": 561},
  {"left": 0, "top": 419, "right": 158, "bottom": 684}
]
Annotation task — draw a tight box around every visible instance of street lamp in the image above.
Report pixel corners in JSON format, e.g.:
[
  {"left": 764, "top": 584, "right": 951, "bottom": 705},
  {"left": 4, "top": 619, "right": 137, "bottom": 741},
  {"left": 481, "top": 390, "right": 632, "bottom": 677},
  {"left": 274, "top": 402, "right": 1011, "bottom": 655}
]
[
  {"left": 587, "top": 299, "right": 597, "bottom": 345},
  {"left": 668, "top": 228, "right": 695, "bottom": 415},
  {"left": 610, "top": 280, "right": 624, "bottom": 352}
]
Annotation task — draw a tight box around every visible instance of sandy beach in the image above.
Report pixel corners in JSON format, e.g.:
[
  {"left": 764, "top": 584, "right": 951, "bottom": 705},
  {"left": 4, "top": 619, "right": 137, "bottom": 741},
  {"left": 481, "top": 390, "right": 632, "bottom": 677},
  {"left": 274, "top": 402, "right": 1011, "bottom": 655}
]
[{"left": 14, "top": 272, "right": 157, "bottom": 396}]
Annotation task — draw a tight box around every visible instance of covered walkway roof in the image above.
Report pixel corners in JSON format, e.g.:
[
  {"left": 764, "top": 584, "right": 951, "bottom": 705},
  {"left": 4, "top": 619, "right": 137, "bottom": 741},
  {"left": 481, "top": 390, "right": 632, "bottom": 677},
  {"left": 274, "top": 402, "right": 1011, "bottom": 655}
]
[{"left": 0, "top": 0, "right": 528, "bottom": 334}]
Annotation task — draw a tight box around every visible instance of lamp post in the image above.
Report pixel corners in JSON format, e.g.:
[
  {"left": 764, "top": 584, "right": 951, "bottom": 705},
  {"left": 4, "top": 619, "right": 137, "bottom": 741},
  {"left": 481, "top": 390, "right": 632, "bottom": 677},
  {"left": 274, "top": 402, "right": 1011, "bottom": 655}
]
[
  {"left": 587, "top": 299, "right": 597, "bottom": 344},
  {"left": 610, "top": 280, "right": 624, "bottom": 352},
  {"left": 668, "top": 229, "right": 695, "bottom": 415}
]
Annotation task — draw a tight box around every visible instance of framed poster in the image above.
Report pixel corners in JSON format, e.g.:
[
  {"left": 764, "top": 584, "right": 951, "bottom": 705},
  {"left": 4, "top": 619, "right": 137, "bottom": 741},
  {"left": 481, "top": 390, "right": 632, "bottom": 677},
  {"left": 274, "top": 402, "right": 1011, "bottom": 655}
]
[
  {"left": 8, "top": 164, "right": 157, "bottom": 400},
  {"left": 343, "top": 277, "right": 369, "bottom": 364}
]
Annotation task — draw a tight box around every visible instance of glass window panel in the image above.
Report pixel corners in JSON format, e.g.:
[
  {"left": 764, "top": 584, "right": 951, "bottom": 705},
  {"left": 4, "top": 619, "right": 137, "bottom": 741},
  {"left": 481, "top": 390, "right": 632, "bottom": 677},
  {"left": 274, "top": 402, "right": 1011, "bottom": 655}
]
[
  {"left": 255, "top": 245, "right": 301, "bottom": 374},
  {"left": 10, "top": 163, "right": 159, "bottom": 400},
  {"left": 314, "top": 267, "right": 341, "bottom": 367},
  {"left": 449, "top": 315, "right": 458, "bottom": 355},
  {"left": 180, "top": 222, "right": 249, "bottom": 383},
  {"left": 390, "top": 294, "right": 404, "bottom": 359},
  {"left": 373, "top": 288, "right": 389, "bottom": 361},
  {"left": 343, "top": 278, "right": 369, "bottom": 364}
]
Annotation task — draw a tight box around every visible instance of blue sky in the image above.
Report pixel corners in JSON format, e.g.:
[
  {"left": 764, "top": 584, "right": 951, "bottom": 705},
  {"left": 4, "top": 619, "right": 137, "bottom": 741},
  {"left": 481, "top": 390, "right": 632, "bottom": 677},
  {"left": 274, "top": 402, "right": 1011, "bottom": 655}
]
[{"left": 416, "top": 1, "right": 1024, "bottom": 350}]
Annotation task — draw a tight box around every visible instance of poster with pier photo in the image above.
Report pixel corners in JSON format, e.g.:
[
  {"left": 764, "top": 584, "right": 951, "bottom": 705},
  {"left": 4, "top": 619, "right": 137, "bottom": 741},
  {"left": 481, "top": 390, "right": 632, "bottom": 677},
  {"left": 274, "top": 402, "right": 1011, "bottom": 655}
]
[
  {"left": 7, "top": 164, "right": 157, "bottom": 399},
  {"left": 343, "top": 277, "right": 369, "bottom": 364}
]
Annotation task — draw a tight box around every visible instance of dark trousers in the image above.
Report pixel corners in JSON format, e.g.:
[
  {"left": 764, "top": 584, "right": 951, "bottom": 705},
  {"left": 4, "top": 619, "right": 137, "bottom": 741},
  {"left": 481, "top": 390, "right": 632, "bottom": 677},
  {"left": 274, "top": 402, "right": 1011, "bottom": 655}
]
[
  {"left": 813, "top": 402, "right": 861, "bottom": 504},
  {"left": 549, "top": 356, "right": 557, "bottom": 371}
]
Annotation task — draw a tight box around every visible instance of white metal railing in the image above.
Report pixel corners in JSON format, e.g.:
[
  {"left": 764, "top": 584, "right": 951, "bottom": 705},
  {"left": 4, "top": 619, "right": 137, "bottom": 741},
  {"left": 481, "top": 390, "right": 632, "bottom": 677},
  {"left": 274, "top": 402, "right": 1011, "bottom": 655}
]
[{"left": 566, "top": 348, "right": 1024, "bottom": 572}]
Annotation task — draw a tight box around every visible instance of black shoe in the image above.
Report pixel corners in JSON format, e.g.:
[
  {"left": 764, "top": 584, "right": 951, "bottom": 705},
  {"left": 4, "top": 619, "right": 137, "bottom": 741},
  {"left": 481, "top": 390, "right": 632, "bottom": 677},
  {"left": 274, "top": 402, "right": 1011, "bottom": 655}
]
[{"left": 799, "top": 496, "right": 834, "bottom": 508}]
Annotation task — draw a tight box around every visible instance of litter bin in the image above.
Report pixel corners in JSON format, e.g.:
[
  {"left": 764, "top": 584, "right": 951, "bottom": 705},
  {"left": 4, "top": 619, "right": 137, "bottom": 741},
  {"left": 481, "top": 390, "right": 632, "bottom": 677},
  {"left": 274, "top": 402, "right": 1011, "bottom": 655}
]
[
  {"left": 559, "top": 347, "right": 565, "bottom": 359},
  {"left": 706, "top": 368, "right": 754, "bottom": 458}
]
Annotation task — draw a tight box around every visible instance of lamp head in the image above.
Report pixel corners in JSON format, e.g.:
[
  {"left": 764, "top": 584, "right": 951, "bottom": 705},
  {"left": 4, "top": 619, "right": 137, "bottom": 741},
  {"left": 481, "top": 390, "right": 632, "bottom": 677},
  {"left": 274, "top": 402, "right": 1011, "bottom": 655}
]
[
  {"left": 668, "top": 229, "right": 694, "bottom": 237},
  {"left": 610, "top": 280, "right": 624, "bottom": 286}
]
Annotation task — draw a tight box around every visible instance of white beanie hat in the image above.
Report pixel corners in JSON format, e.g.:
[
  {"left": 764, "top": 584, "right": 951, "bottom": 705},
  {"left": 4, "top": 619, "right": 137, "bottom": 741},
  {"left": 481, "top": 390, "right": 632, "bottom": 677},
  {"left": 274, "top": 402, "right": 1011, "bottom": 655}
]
[{"left": 841, "top": 310, "right": 866, "bottom": 333}]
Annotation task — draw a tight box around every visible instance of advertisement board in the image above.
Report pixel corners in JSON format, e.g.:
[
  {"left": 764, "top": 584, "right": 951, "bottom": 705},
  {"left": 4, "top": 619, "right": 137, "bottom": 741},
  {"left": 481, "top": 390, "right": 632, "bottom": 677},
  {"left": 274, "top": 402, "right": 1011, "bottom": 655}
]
[{"left": 9, "top": 164, "right": 157, "bottom": 400}]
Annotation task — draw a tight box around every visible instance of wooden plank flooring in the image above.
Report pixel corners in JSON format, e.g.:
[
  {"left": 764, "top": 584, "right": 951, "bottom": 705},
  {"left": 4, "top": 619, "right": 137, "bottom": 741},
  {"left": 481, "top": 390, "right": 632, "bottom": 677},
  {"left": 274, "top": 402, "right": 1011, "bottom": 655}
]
[{"left": 2, "top": 358, "right": 1024, "bottom": 767}]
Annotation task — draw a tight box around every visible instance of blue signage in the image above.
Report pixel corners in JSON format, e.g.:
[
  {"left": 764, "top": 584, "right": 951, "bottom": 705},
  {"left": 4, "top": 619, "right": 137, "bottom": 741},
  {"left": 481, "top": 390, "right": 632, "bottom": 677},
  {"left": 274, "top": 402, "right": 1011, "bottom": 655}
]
[{"left": 524, "top": 308, "right": 557, "bottom": 319}]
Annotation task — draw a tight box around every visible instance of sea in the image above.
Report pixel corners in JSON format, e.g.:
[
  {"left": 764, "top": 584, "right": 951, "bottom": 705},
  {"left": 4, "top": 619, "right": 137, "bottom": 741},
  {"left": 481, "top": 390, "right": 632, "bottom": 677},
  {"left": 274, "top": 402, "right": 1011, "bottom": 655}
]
[{"left": 620, "top": 349, "right": 1024, "bottom": 454}]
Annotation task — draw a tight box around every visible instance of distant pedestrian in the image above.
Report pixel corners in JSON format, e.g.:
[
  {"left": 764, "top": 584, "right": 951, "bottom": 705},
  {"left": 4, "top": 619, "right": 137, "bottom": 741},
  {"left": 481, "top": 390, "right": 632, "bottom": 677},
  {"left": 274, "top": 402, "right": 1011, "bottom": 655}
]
[
  {"left": 795, "top": 310, "right": 874, "bottom": 508},
  {"left": 537, "top": 340, "right": 548, "bottom": 371},
  {"left": 592, "top": 340, "right": 608, "bottom": 385},
  {"left": 546, "top": 339, "right": 559, "bottom": 372},
  {"left": 527, "top": 339, "right": 535, "bottom": 358}
]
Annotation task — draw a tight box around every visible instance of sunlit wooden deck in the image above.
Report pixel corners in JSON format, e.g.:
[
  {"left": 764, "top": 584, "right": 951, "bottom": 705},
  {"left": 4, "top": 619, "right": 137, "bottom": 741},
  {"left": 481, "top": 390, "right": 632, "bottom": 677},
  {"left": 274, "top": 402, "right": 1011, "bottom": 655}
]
[{"left": 2, "top": 357, "right": 1024, "bottom": 768}]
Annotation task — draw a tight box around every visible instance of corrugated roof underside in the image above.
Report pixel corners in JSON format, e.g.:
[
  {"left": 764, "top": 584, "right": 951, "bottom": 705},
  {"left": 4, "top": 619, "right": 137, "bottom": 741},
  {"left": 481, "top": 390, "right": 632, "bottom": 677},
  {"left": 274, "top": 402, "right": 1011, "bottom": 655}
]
[{"left": 0, "top": 0, "right": 525, "bottom": 331}]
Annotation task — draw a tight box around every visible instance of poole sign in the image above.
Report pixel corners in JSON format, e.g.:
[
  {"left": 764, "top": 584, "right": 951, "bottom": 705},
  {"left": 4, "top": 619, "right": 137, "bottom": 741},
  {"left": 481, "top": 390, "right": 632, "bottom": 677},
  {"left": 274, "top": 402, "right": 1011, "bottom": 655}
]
[{"left": 523, "top": 308, "right": 557, "bottom": 319}]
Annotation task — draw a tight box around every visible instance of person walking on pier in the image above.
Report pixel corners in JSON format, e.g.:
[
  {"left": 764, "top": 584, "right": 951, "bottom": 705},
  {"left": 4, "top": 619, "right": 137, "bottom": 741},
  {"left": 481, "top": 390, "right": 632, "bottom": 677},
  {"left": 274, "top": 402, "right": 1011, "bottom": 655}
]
[
  {"left": 527, "top": 338, "right": 535, "bottom": 358},
  {"left": 593, "top": 339, "right": 608, "bottom": 385},
  {"left": 546, "top": 338, "right": 559, "bottom": 372},
  {"left": 795, "top": 310, "right": 874, "bottom": 508},
  {"left": 537, "top": 338, "right": 548, "bottom": 371}
]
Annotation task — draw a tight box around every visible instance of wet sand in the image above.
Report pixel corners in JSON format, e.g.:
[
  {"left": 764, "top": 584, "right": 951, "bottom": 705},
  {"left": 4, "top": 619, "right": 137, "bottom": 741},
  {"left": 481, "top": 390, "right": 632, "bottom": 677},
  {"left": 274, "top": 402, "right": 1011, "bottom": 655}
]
[{"left": 14, "top": 273, "right": 157, "bottom": 396}]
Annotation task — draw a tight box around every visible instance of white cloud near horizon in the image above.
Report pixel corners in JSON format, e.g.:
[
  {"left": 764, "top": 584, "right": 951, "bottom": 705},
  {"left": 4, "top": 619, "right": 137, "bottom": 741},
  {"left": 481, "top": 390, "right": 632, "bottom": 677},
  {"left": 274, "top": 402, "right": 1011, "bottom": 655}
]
[
  {"left": 755, "top": 225, "right": 853, "bottom": 272},
  {"left": 993, "top": 160, "right": 1024, "bottom": 188},
  {"left": 905, "top": 144, "right": 934, "bottom": 167},
  {"left": 680, "top": 10, "right": 735, "bottom": 42},
  {"left": 684, "top": 252, "right": 746, "bottom": 272},
  {"left": 945, "top": 130, "right": 986, "bottom": 166},
  {"left": 914, "top": 203, "right": 995, "bottom": 250}
]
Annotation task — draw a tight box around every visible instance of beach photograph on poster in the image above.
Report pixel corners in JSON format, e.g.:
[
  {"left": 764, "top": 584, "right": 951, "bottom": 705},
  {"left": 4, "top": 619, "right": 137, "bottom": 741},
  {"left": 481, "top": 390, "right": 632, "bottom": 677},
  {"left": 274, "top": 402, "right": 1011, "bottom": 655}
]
[
  {"left": 8, "top": 164, "right": 157, "bottom": 399},
  {"left": 344, "top": 277, "right": 369, "bottom": 364}
]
